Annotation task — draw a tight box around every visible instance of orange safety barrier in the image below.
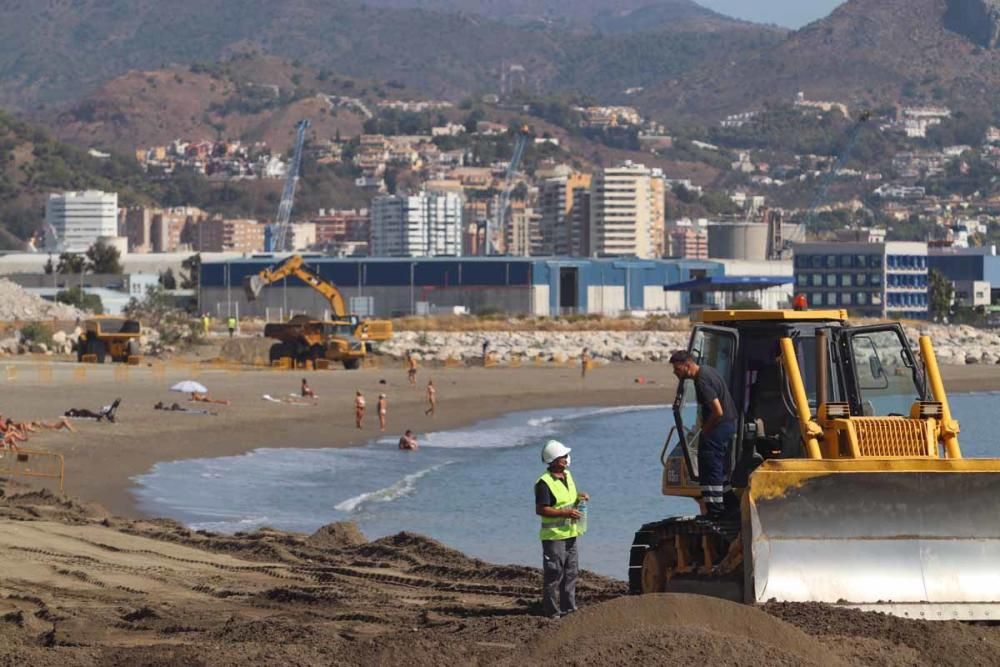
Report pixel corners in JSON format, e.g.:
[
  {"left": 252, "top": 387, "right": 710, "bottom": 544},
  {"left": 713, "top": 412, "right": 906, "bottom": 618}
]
[{"left": 0, "top": 448, "right": 64, "bottom": 493}]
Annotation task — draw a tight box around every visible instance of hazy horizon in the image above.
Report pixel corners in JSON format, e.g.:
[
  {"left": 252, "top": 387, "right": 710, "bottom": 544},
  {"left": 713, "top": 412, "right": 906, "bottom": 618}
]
[{"left": 697, "top": 0, "right": 845, "bottom": 28}]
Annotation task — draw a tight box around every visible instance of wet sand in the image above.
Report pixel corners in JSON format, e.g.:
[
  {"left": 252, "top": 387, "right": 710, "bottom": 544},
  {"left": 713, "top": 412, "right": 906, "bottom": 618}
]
[{"left": 4, "top": 357, "right": 998, "bottom": 516}]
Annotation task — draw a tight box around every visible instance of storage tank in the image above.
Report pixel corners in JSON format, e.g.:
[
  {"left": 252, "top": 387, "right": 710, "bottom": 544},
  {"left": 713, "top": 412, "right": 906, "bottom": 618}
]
[{"left": 708, "top": 223, "right": 769, "bottom": 261}]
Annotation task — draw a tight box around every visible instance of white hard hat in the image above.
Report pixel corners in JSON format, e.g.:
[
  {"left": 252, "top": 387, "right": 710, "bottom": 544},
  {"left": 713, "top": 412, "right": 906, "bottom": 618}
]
[{"left": 541, "top": 439, "right": 572, "bottom": 464}]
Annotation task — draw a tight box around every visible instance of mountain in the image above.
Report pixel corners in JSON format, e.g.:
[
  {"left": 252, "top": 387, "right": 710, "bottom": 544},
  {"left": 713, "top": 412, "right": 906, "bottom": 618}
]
[
  {"left": 0, "top": 0, "right": 782, "bottom": 113},
  {"left": 355, "top": 0, "right": 756, "bottom": 32},
  {"left": 636, "top": 0, "right": 1000, "bottom": 121},
  {"left": 47, "top": 56, "right": 379, "bottom": 154}
]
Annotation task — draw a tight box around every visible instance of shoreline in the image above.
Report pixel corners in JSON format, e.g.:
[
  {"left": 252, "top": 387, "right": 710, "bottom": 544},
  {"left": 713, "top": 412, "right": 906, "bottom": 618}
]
[{"left": 5, "top": 359, "right": 999, "bottom": 519}]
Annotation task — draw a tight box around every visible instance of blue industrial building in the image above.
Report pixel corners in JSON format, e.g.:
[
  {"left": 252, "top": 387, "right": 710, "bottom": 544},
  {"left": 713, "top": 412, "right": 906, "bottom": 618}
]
[{"left": 199, "top": 255, "right": 725, "bottom": 318}]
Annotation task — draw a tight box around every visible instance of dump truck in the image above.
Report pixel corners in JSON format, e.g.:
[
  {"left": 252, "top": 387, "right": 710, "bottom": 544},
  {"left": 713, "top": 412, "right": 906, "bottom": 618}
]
[
  {"left": 244, "top": 255, "right": 392, "bottom": 344},
  {"left": 264, "top": 314, "right": 366, "bottom": 370},
  {"left": 629, "top": 308, "right": 1000, "bottom": 620},
  {"left": 76, "top": 317, "right": 142, "bottom": 363}
]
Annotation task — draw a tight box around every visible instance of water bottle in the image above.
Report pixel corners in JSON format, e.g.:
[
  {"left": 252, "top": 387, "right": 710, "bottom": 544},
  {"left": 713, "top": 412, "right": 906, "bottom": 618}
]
[{"left": 575, "top": 500, "right": 588, "bottom": 535}]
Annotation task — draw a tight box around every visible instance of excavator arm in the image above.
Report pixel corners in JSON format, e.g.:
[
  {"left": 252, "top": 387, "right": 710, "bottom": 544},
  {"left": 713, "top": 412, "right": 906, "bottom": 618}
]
[{"left": 244, "top": 255, "right": 347, "bottom": 317}]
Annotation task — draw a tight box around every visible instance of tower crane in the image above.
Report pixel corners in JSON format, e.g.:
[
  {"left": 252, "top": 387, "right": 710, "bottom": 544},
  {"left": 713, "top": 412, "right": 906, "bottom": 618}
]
[
  {"left": 268, "top": 119, "right": 311, "bottom": 252},
  {"left": 486, "top": 125, "right": 530, "bottom": 256}
]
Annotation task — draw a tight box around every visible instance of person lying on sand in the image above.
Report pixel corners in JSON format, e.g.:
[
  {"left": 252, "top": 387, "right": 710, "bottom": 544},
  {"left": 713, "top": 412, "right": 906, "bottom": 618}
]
[
  {"left": 189, "top": 392, "right": 230, "bottom": 406},
  {"left": 65, "top": 398, "right": 121, "bottom": 423},
  {"left": 398, "top": 430, "right": 418, "bottom": 451},
  {"left": 155, "top": 402, "right": 217, "bottom": 416}
]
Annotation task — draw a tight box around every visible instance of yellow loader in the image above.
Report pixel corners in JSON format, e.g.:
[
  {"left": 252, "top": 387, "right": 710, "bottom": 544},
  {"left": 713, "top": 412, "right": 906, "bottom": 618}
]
[{"left": 629, "top": 308, "right": 1000, "bottom": 620}]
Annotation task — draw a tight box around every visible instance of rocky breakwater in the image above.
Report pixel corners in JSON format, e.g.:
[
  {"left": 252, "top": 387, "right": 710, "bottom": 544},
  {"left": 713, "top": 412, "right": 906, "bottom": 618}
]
[
  {"left": 381, "top": 330, "right": 691, "bottom": 364},
  {"left": 909, "top": 323, "right": 1000, "bottom": 365}
]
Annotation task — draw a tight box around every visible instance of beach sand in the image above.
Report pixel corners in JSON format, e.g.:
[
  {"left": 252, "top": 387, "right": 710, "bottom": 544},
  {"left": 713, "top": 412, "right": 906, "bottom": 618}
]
[{"left": 0, "top": 354, "right": 997, "bottom": 664}]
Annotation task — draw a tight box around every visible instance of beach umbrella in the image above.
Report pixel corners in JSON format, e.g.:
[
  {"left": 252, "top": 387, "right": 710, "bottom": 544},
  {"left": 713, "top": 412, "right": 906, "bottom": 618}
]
[{"left": 171, "top": 380, "right": 208, "bottom": 394}]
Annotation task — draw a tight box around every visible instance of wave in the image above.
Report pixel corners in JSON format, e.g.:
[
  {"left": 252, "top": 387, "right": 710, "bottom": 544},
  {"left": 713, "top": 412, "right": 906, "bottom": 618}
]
[
  {"left": 334, "top": 462, "right": 452, "bottom": 513},
  {"left": 422, "top": 404, "right": 669, "bottom": 450}
]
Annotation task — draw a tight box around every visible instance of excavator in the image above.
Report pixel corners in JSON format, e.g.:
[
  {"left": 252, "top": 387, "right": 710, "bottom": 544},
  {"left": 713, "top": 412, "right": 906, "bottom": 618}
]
[
  {"left": 629, "top": 307, "right": 1000, "bottom": 620},
  {"left": 244, "top": 254, "right": 393, "bottom": 342}
]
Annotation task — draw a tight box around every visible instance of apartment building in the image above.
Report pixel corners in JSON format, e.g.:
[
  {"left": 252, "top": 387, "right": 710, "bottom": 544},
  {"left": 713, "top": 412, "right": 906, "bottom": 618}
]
[
  {"left": 588, "top": 162, "right": 665, "bottom": 259},
  {"left": 195, "top": 218, "right": 265, "bottom": 253},
  {"left": 46, "top": 190, "right": 118, "bottom": 251},
  {"left": 370, "top": 191, "right": 463, "bottom": 257},
  {"left": 539, "top": 170, "right": 592, "bottom": 256},
  {"left": 123, "top": 206, "right": 209, "bottom": 253},
  {"left": 313, "top": 209, "right": 370, "bottom": 250}
]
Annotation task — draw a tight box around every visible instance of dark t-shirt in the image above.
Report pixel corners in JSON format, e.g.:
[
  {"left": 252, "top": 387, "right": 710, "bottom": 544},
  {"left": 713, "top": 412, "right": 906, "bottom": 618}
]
[
  {"left": 694, "top": 365, "right": 738, "bottom": 425},
  {"left": 534, "top": 474, "right": 569, "bottom": 507}
]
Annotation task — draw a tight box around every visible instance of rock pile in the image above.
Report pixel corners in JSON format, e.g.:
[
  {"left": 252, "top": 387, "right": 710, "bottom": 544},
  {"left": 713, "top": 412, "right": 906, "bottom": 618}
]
[
  {"left": 0, "top": 279, "right": 86, "bottom": 321},
  {"left": 379, "top": 323, "right": 1000, "bottom": 366}
]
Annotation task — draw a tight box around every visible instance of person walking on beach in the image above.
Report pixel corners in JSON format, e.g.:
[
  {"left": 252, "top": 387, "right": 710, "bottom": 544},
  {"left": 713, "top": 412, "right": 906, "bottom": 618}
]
[
  {"left": 425, "top": 379, "right": 437, "bottom": 416},
  {"left": 399, "top": 429, "right": 418, "bottom": 450},
  {"left": 669, "top": 350, "right": 737, "bottom": 520},
  {"left": 227, "top": 315, "right": 237, "bottom": 338},
  {"left": 354, "top": 390, "right": 366, "bottom": 429},
  {"left": 482, "top": 338, "right": 490, "bottom": 365},
  {"left": 580, "top": 347, "right": 590, "bottom": 379},
  {"left": 407, "top": 351, "right": 418, "bottom": 386},
  {"left": 535, "top": 439, "right": 588, "bottom": 619},
  {"left": 377, "top": 393, "right": 387, "bottom": 432}
]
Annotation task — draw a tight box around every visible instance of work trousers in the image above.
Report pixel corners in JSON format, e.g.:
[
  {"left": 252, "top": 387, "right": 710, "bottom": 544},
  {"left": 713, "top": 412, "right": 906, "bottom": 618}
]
[
  {"left": 698, "top": 421, "right": 736, "bottom": 516},
  {"left": 542, "top": 537, "right": 578, "bottom": 618}
]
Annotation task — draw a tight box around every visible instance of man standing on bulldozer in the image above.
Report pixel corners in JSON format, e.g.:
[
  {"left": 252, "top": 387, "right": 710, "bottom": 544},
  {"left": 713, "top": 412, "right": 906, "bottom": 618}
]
[{"left": 669, "top": 351, "right": 738, "bottom": 520}]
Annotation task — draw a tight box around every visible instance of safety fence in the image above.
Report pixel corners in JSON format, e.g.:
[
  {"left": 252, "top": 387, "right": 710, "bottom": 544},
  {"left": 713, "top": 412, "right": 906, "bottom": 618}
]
[{"left": 0, "top": 448, "right": 64, "bottom": 493}]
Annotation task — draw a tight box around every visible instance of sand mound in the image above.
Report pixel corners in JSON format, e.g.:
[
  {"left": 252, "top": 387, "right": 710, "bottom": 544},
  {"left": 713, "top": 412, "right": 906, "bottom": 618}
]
[
  {"left": 307, "top": 521, "right": 367, "bottom": 550},
  {"left": 524, "top": 594, "right": 849, "bottom": 666},
  {"left": 219, "top": 337, "right": 272, "bottom": 365}
]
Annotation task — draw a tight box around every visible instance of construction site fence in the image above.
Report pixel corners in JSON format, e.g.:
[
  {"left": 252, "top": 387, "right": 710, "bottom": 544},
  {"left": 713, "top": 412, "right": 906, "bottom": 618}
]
[{"left": 0, "top": 448, "right": 64, "bottom": 493}]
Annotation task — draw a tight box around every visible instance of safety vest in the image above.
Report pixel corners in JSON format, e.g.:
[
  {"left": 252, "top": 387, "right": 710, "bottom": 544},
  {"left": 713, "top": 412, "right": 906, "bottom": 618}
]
[
  {"left": 538, "top": 470, "right": 581, "bottom": 541},
  {"left": 227, "top": 317, "right": 236, "bottom": 328}
]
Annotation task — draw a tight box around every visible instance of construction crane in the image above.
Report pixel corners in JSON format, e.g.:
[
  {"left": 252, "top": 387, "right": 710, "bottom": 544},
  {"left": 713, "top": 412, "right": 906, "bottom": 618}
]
[
  {"left": 486, "top": 125, "right": 530, "bottom": 256},
  {"left": 267, "top": 119, "right": 311, "bottom": 253},
  {"left": 244, "top": 254, "right": 393, "bottom": 342}
]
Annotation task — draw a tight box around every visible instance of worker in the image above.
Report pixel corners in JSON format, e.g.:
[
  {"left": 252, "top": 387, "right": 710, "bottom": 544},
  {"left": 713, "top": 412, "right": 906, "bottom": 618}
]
[
  {"left": 668, "top": 350, "right": 738, "bottom": 520},
  {"left": 535, "top": 439, "right": 589, "bottom": 620},
  {"left": 227, "top": 315, "right": 237, "bottom": 338},
  {"left": 202, "top": 314, "right": 210, "bottom": 336}
]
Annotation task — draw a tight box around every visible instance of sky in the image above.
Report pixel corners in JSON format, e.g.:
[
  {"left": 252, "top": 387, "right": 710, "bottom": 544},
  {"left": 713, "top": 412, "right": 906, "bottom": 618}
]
[{"left": 697, "top": 0, "right": 846, "bottom": 28}]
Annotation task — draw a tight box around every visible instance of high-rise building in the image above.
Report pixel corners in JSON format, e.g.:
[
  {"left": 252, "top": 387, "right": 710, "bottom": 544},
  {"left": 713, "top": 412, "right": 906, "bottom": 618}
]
[
  {"left": 538, "top": 171, "right": 591, "bottom": 256},
  {"left": 588, "top": 162, "right": 665, "bottom": 259},
  {"left": 370, "top": 191, "right": 463, "bottom": 257},
  {"left": 46, "top": 190, "right": 118, "bottom": 251}
]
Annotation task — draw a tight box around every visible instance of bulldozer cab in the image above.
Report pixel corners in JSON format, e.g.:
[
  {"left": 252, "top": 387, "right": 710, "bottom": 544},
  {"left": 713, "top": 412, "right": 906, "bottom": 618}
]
[{"left": 665, "top": 312, "right": 927, "bottom": 493}]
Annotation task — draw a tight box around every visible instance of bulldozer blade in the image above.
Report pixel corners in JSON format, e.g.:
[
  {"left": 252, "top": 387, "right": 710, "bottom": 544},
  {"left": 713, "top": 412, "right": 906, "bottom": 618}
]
[{"left": 746, "top": 459, "right": 1000, "bottom": 621}]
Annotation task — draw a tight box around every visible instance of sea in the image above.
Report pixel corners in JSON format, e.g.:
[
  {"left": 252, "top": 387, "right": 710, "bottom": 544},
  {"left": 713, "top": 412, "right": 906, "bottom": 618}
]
[{"left": 131, "top": 393, "right": 998, "bottom": 580}]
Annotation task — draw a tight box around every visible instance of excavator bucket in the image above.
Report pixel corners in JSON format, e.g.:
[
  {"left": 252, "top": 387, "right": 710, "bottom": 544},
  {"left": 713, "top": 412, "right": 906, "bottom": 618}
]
[
  {"left": 243, "top": 275, "right": 264, "bottom": 301},
  {"left": 746, "top": 458, "right": 1000, "bottom": 620}
]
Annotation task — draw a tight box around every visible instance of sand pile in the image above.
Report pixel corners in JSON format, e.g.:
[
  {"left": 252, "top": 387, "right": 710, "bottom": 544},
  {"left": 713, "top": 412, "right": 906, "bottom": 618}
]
[
  {"left": 0, "top": 486, "right": 996, "bottom": 665},
  {"left": 219, "top": 336, "right": 272, "bottom": 364},
  {"left": 0, "top": 279, "right": 85, "bottom": 320}
]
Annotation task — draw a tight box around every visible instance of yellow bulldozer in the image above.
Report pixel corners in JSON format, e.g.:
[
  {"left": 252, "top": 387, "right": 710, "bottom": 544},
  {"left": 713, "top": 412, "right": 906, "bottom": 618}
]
[{"left": 630, "top": 308, "right": 1000, "bottom": 620}]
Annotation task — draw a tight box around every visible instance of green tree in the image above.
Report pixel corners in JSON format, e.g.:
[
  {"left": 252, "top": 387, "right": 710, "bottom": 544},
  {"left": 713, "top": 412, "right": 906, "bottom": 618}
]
[
  {"left": 928, "top": 269, "right": 954, "bottom": 321},
  {"left": 56, "top": 252, "right": 86, "bottom": 274},
  {"left": 180, "top": 254, "right": 201, "bottom": 289},
  {"left": 86, "top": 241, "right": 123, "bottom": 274},
  {"left": 56, "top": 287, "right": 103, "bottom": 313},
  {"left": 160, "top": 268, "right": 177, "bottom": 290}
]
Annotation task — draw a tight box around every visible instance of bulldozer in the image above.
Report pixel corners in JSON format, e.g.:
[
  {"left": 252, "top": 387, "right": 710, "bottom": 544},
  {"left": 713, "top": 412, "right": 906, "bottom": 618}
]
[
  {"left": 76, "top": 317, "right": 142, "bottom": 363},
  {"left": 629, "top": 308, "right": 1000, "bottom": 620}
]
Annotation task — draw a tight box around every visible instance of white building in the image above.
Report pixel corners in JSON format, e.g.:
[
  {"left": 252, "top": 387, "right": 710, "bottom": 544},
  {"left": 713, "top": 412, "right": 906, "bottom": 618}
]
[
  {"left": 370, "top": 191, "right": 463, "bottom": 257},
  {"left": 45, "top": 190, "right": 119, "bottom": 251},
  {"left": 588, "top": 162, "right": 665, "bottom": 259}
]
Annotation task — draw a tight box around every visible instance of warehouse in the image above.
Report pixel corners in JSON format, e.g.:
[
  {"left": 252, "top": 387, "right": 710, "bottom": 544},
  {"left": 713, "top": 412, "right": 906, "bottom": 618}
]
[{"left": 198, "top": 255, "right": 722, "bottom": 318}]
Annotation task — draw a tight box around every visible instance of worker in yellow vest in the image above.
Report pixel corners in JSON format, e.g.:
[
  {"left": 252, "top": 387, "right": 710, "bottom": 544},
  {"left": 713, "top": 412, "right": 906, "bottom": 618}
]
[
  {"left": 227, "top": 315, "right": 237, "bottom": 338},
  {"left": 535, "top": 439, "right": 589, "bottom": 619}
]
